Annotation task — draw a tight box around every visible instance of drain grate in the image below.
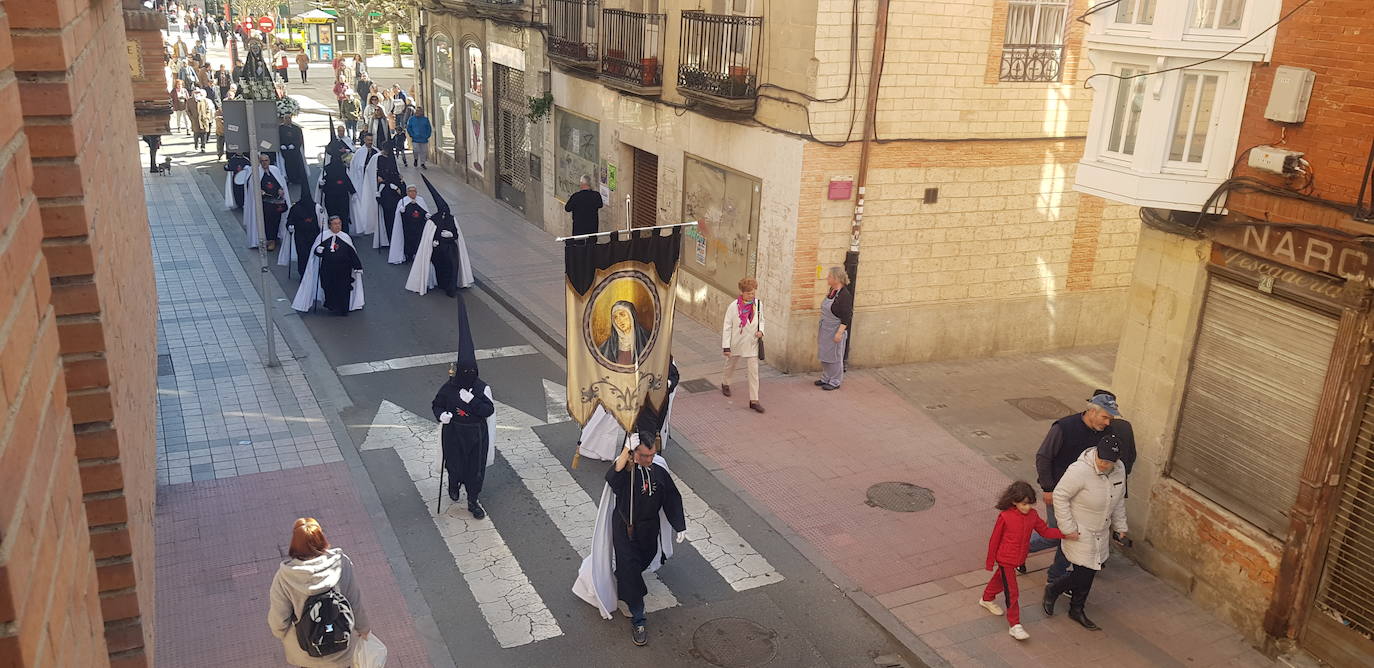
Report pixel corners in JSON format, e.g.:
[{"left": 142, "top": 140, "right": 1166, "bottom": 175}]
[
  {"left": 157, "top": 354, "right": 174, "bottom": 377},
  {"left": 681, "top": 378, "right": 718, "bottom": 393},
  {"left": 1006, "top": 396, "right": 1074, "bottom": 421},
  {"left": 866, "top": 482, "right": 936, "bottom": 512},
  {"left": 691, "top": 617, "right": 778, "bottom": 667}
]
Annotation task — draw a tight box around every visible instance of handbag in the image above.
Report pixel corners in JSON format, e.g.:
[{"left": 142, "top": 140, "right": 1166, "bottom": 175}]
[{"left": 756, "top": 298, "right": 766, "bottom": 362}]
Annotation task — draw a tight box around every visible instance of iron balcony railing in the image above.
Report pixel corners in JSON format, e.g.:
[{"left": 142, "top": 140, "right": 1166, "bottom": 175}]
[
  {"left": 999, "top": 44, "right": 1065, "bottom": 82},
  {"left": 601, "top": 9, "right": 666, "bottom": 88},
  {"left": 548, "top": 0, "right": 599, "bottom": 62},
  {"left": 677, "top": 10, "right": 762, "bottom": 100}
]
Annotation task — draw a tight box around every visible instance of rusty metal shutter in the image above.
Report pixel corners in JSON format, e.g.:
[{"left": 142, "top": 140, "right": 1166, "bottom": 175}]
[
  {"left": 494, "top": 64, "right": 529, "bottom": 211},
  {"left": 632, "top": 148, "right": 658, "bottom": 228},
  {"left": 1170, "top": 276, "right": 1338, "bottom": 537},
  {"left": 1306, "top": 383, "right": 1374, "bottom": 663}
]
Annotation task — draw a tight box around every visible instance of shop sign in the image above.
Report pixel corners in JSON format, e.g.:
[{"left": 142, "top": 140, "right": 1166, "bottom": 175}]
[
  {"left": 1211, "top": 223, "right": 1373, "bottom": 285},
  {"left": 1212, "top": 245, "right": 1353, "bottom": 305}
]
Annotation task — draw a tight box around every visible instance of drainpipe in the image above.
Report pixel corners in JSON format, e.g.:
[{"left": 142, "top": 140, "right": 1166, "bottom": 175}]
[{"left": 844, "top": 0, "right": 890, "bottom": 359}]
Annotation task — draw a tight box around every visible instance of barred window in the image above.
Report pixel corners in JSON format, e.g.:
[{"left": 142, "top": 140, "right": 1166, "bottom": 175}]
[{"left": 1000, "top": 0, "right": 1069, "bottom": 82}]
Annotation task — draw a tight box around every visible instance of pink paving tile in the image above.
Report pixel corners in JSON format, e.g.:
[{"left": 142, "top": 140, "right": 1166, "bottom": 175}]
[{"left": 155, "top": 463, "right": 431, "bottom": 667}]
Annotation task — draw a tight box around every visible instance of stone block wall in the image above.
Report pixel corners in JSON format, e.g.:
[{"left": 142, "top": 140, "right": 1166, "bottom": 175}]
[{"left": 1, "top": 0, "right": 158, "bottom": 665}]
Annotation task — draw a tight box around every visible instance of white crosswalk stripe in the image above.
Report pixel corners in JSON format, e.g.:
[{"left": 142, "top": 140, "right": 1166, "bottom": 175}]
[
  {"left": 335, "top": 345, "right": 537, "bottom": 376},
  {"left": 361, "top": 401, "right": 561, "bottom": 648}
]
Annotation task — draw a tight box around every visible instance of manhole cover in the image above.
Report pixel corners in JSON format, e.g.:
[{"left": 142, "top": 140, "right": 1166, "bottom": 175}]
[
  {"left": 681, "top": 378, "right": 718, "bottom": 393},
  {"left": 866, "top": 482, "right": 936, "bottom": 512},
  {"left": 1006, "top": 396, "right": 1074, "bottom": 420},
  {"left": 691, "top": 617, "right": 778, "bottom": 667}
]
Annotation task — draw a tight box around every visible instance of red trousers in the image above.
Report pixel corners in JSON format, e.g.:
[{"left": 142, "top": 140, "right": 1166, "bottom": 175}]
[{"left": 982, "top": 564, "right": 1020, "bottom": 625}]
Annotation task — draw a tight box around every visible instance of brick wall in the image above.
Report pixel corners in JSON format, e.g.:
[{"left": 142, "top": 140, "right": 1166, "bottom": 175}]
[
  {"left": 1227, "top": 0, "right": 1374, "bottom": 228},
  {"left": 1, "top": 0, "right": 159, "bottom": 665},
  {"left": 808, "top": 0, "right": 1094, "bottom": 141}
]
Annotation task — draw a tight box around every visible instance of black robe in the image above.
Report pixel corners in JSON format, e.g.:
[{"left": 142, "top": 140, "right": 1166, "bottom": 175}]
[
  {"left": 431, "top": 212, "right": 462, "bottom": 292},
  {"left": 315, "top": 234, "right": 362, "bottom": 315},
  {"left": 375, "top": 155, "right": 404, "bottom": 244},
  {"left": 225, "top": 154, "right": 249, "bottom": 209},
  {"left": 401, "top": 201, "right": 427, "bottom": 262},
  {"left": 260, "top": 170, "right": 286, "bottom": 243},
  {"left": 286, "top": 201, "right": 321, "bottom": 275},
  {"left": 605, "top": 463, "right": 686, "bottom": 603},
  {"left": 320, "top": 164, "right": 355, "bottom": 233},
  {"left": 432, "top": 377, "right": 494, "bottom": 498},
  {"left": 278, "top": 123, "right": 307, "bottom": 185}
]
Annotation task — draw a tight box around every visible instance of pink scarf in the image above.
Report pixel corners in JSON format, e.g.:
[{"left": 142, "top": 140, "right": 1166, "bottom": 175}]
[{"left": 737, "top": 298, "right": 754, "bottom": 328}]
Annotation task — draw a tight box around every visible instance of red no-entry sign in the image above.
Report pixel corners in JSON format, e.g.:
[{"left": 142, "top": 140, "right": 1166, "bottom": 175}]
[
  {"left": 239, "top": 18, "right": 254, "bottom": 32},
  {"left": 257, "top": 16, "right": 275, "bottom": 32}
]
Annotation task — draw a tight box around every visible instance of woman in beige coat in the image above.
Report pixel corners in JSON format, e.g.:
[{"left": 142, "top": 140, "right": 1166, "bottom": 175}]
[
  {"left": 267, "top": 518, "right": 370, "bottom": 666},
  {"left": 721, "top": 277, "right": 765, "bottom": 413}
]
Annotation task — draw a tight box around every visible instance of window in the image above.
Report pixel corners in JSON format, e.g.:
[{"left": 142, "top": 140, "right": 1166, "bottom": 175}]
[
  {"left": 1113, "top": 0, "right": 1156, "bottom": 25},
  {"left": 1192, "top": 0, "right": 1245, "bottom": 30},
  {"left": 463, "top": 44, "right": 486, "bottom": 175},
  {"left": 999, "top": 0, "right": 1068, "bottom": 82},
  {"left": 1168, "top": 72, "right": 1220, "bottom": 164},
  {"left": 1105, "top": 66, "right": 1146, "bottom": 156},
  {"left": 430, "top": 34, "right": 456, "bottom": 162}
]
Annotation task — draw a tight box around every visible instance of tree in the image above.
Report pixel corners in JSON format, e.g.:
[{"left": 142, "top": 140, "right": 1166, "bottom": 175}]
[{"left": 331, "top": 0, "right": 416, "bottom": 68}]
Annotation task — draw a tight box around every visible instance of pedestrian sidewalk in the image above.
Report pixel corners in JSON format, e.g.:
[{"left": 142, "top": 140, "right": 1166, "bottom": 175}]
[
  {"left": 147, "top": 132, "right": 441, "bottom": 666},
  {"left": 396, "top": 161, "right": 1277, "bottom": 667}
]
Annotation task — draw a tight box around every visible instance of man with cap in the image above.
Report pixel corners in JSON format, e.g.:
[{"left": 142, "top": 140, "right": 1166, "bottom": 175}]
[
  {"left": 1041, "top": 435, "right": 1127, "bottom": 631},
  {"left": 1030, "top": 391, "right": 1122, "bottom": 583},
  {"left": 573, "top": 404, "right": 687, "bottom": 647},
  {"left": 431, "top": 294, "right": 496, "bottom": 519},
  {"left": 406, "top": 175, "right": 474, "bottom": 297}
]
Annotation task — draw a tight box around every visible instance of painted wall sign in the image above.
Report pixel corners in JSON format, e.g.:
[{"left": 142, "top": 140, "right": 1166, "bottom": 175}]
[
  {"left": 1211, "top": 224, "right": 1374, "bottom": 285},
  {"left": 1211, "top": 246, "right": 1354, "bottom": 306}
]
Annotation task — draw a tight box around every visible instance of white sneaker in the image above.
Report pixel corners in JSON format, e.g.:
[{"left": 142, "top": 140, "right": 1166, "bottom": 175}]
[
  {"left": 1009, "top": 624, "right": 1030, "bottom": 640},
  {"left": 978, "top": 599, "right": 1004, "bottom": 616}
]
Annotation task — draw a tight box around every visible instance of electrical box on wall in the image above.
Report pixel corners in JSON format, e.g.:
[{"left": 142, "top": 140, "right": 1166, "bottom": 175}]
[
  {"left": 1264, "top": 66, "right": 1315, "bottom": 123},
  {"left": 1248, "top": 146, "right": 1304, "bottom": 174}
]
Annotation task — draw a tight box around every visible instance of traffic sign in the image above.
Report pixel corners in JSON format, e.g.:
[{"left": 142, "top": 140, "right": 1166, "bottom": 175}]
[
  {"left": 257, "top": 15, "right": 275, "bottom": 32},
  {"left": 239, "top": 18, "right": 254, "bottom": 32}
]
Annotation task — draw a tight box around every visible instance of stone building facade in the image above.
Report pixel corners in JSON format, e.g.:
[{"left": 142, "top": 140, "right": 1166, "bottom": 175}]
[
  {"left": 0, "top": 1, "right": 159, "bottom": 666},
  {"left": 1081, "top": 0, "right": 1374, "bottom": 663},
  {"left": 416, "top": 0, "right": 1137, "bottom": 369}
]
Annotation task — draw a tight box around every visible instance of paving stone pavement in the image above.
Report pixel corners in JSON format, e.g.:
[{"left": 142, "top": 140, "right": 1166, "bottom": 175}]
[{"left": 148, "top": 155, "right": 435, "bottom": 666}]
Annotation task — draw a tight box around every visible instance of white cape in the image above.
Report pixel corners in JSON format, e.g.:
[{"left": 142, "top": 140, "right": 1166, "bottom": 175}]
[
  {"left": 572, "top": 454, "right": 678, "bottom": 620},
  {"left": 404, "top": 220, "right": 475, "bottom": 295},
  {"left": 577, "top": 387, "right": 678, "bottom": 461},
  {"left": 387, "top": 196, "right": 427, "bottom": 265},
  {"left": 348, "top": 148, "right": 379, "bottom": 235},
  {"left": 290, "top": 231, "right": 366, "bottom": 313},
  {"left": 276, "top": 200, "right": 328, "bottom": 269},
  {"left": 222, "top": 167, "right": 246, "bottom": 209},
  {"left": 242, "top": 164, "right": 291, "bottom": 249},
  {"left": 372, "top": 181, "right": 403, "bottom": 250}
]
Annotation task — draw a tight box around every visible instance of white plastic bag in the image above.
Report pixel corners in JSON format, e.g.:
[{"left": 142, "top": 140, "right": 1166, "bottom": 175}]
[{"left": 353, "top": 633, "right": 388, "bottom": 668}]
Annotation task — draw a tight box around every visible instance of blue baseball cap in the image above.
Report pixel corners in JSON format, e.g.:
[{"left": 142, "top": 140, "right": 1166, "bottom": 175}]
[{"left": 1088, "top": 393, "right": 1121, "bottom": 417}]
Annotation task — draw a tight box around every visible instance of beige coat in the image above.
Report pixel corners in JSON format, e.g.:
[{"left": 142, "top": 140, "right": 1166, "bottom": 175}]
[
  {"left": 1052, "top": 447, "right": 1128, "bottom": 571},
  {"left": 721, "top": 299, "right": 763, "bottom": 357}
]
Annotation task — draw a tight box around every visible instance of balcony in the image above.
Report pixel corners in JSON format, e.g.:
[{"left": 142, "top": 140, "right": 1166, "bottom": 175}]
[
  {"left": 599, "top": 9, "right": 666, "bottom": 96},
  {"left": 999, "top": 44, "right": 1065, "bottom": 82},
  {"left": 464, "top": 0, "right": 533, "bottom": 22},
  {"left": 677, "top": 10, "right": 762, "bottom": 112},
  {"left": 548, "top": 0, "right": 599, "bottom": 68}
]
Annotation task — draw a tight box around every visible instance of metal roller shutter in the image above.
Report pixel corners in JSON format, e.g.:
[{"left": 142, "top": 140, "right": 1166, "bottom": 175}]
[
  {"left": 1170, "top": 276, "right": 1338, "bottom": 537},
  {"left": 632, "top": 148, "right": 658, "bottom": 229}
]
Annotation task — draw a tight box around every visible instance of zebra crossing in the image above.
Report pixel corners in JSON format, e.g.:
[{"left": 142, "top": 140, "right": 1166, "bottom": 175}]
[{"left": 359, "top": 385, "right": 782, "bottom": 649}]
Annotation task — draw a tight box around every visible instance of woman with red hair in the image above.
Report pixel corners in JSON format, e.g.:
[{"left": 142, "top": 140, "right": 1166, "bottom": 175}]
[{"left": 267, "top": 518, "right": 370, "bottom": 666}]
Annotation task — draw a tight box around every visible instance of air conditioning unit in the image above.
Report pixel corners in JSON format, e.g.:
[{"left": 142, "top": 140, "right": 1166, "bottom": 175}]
[{"left": 1263, "top": 66, "right": 1315, "bottom": 123}]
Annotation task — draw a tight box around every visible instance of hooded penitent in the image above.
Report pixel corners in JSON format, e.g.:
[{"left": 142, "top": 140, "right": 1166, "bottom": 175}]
[
  {"left": 282, "top": 177, "right": 322, "bottom": 274},
  {"left": 373, "top": 137, "right": 404, "bottom": 250},
  {"left": 324, "top": 115, "right": 351, "bottom": 162},
  {"left": 405, "top": 174, "right": 474, "bottom": 295},
  {"left": 431, "top": 292, "right": 496, "bottom": 511}
]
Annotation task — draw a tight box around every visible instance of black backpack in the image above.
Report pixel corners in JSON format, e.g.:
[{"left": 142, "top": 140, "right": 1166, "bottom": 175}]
[{"left": 294, "top": 588, "right": 354, "bottom": 657}]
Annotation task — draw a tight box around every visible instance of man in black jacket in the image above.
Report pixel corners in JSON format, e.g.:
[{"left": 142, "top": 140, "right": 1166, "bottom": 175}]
[
  {"left": 564, "top": 174, "right": 603, "bottom": 239},
  {"left": 1028, "top": 391, "right": 1133, "bottom": 583}
]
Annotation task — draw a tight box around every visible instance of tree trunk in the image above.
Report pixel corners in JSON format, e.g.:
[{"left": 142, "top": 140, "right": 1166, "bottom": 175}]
[{"left": 391, "top": 23, "right": 403, "bottom": 69}]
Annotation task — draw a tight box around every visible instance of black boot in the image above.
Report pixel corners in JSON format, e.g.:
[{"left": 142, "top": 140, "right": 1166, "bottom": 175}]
[
  {"left": 1068, "top": 607, "right": 1101, "bottom": 631},
  {"left": 448, "top": 485, "right": 461, "bottom": 502},
  {"left": 468, "top": 499, "right": 486, "bottom": 520},
  {"left": 1041, "top": 585, "right": 1057, "bottom": 616},
  {"left": 445, "top": 287, "right": 456, "bottom": 298}
]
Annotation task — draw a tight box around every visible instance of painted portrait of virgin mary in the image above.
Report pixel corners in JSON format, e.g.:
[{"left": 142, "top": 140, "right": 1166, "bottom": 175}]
[{"left": 597, "top": 300, "right": 652, "bottom": 366}]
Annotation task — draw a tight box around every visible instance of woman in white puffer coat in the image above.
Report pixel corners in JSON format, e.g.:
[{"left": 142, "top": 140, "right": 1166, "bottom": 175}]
[{"left": 1042, "top": 436, "right": 1127, "bottom": 632}]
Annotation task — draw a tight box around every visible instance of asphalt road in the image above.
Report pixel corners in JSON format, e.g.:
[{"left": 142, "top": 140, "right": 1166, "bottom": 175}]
[{"left": 192, "top": 106, "right": 920, "bottom": 668}]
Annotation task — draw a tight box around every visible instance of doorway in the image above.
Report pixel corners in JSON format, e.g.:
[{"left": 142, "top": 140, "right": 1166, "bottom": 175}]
[
  {"left": 631, "top": 147, "right": 658, "bottom": 229},
  {"left": 493, "top": 63, "right": 529, "bottom": 212}
]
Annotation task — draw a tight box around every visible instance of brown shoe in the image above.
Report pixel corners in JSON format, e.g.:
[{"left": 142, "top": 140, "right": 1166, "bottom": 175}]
[
  {"left": 749, "top": 401, "right": 765, "bottom": 414},
  {"left": 721, "top": 384, "right": 731, "bottom": 397},
  {"left": 266, "top": 240, "right": 277, "bottom": 251}
]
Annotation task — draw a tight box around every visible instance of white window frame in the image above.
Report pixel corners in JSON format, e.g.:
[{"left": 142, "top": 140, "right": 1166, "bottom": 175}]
[
  {"left": 1163, "top": 70, "right": 1224, "bottom": 173},
  {"left": 1004, "top": 0, "right": 1070, "bottom": 47},
  {"left": 1101, "top": 65, "right": 1148, "bottom": 162},
  {"left": 1111, "top": 0, "right": 1156, "bottom": 27},
  {"left": 1189, "top": 0, "right": 1247, "bottom": 32}
]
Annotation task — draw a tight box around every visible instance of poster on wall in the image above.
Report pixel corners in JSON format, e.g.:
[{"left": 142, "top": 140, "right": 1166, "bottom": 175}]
[
  {"left": 682, "top": 155, "right": 760, "bottom": 292},
  {"left": 556, "top": 108, "right": 599, "bottom": 199},
  {"left": 465, "top": 97, "right": 485, "bottom": 174}
]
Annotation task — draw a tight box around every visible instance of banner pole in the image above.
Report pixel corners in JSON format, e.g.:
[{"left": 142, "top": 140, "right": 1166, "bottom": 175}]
[{"left": 554, "top": 221, "right": 697, "bottom": 242}]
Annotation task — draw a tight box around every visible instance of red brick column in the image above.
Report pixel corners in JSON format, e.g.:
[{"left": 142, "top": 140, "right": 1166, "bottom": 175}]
[{"left": 2, "top": 0, "right": 160, "bottom": 665}]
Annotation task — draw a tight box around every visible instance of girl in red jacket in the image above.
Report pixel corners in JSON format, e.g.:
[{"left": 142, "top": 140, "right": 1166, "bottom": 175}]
[{"left": 981, "top": 481, "right": 1077, "bottom": 640}]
